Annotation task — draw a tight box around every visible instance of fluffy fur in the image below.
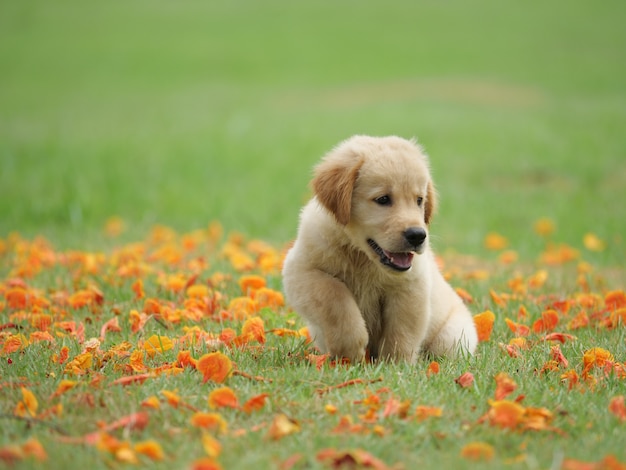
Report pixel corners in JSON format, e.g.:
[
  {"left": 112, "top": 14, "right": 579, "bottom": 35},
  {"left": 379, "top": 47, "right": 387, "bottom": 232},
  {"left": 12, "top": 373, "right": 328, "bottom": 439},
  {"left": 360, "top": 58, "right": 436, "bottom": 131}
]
[{"left": 282, "top": 135, "right": 477, "bottom": 363}]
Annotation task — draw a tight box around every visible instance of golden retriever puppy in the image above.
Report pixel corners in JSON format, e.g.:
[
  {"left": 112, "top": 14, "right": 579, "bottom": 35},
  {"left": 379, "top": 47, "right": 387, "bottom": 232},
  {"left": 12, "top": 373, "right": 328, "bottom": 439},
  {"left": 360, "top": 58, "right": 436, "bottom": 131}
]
[{"left": 282, "top": 135, "right": 477, "bottom": 363}]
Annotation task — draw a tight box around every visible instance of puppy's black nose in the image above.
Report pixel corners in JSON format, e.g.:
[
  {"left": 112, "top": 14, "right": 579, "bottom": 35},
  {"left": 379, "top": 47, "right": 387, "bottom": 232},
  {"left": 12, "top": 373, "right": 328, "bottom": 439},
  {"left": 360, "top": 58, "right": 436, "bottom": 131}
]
[{"left": 404, "top": 227, "right": 427, "bottom": 247}]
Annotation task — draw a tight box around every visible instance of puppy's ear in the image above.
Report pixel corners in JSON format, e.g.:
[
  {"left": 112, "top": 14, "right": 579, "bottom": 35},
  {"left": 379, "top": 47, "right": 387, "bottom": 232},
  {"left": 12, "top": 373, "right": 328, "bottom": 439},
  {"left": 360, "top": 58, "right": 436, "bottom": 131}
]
[
  {"left": 312, "top": 151, "right": 363, "bottom": 225},
  {"left": 425, "top": 180, "right": 437, "bottom": 225}
]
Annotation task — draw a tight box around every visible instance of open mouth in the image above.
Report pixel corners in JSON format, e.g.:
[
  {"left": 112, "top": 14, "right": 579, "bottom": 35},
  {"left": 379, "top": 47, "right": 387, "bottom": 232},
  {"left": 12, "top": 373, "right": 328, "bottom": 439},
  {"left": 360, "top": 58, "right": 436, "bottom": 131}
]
[{"left": 367, "top": 239, "right": 414, "bottom": 272}]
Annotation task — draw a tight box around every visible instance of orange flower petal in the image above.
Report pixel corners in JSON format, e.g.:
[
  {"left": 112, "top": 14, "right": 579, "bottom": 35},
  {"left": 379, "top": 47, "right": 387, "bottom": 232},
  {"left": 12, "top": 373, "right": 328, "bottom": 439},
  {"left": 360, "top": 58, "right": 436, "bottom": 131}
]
[
  {"left": 208, "top": 387, "right": 239, "bottom": 409},
  {"left": 238, "top": 275, "right": 266, "bottom": 294},
  {"left": 161, "top": 390, "right": 181, "bottom": 408},
  {"left": 609, "top": 396, "right": 626, "bottom": 422},
  {"left": 484, "top": 232, "right": 508, "bottom": 250},
  {"left": 267, "top": 414, "right": 300, "bottom": 440},
  {"left": 494, "top": 372, "right": 517, "bottom": 400},
  {"left": 226, "top": 297, "right": 258, "bottom": 320},
  {"left": 104, "top": 412, "right": 150, "bottom": 433},
  {"left": 190, "top": 412, "right": 228, "bottom": 433},
  {"left": 131, "top": 279, "right": 144, "bottom": 299},
  {"left": 583, "top": 233, "right": 605, "bottom": 252},
  {"left": 187, "top": 284, "right": 209, "bottom": 299},
  {"left": 201, "top": 434, "right": 222, "bottom": 459},
  {"left": 562, "top": 456, "right": 625, "bottom": 470},
  {"left": 2, "top": 334, "right": 29, "bottom": 355},
  {"left": 242, "top": 394, "right": 269, "bottom": 414},
  {"left": 490, "top": 289, "right": 508, "bottom": 307},
  {"left": 251, "top": 287, "right": 284, "bottom": 310},
  {"left": 142, "top": 335, "right": 173, "bottom": 356},
  {"left": 583, "top": 347, "right": 614, "bottom": 372},
  {"left": 219, "top": 328, "right": 236, "bottom": 346},
  {"left": 176, "top": 350, "right": 198, "bottom": 369},
  {"left": 534, "top": 217, "right": 555, "bottom": 237},
  {"left": 21, "top": 438, "right": 47, "bottom": 462},
  {"left": 560, "top": 370, "right": 580, "bottom": 390},
  {"left": 487, "top": 400, "right": 525, "bottom": 429},
  {"left": 455, "top": 372, "right": 474, "bottom": 388},
  {"left": 460, "top": 442, "right": 495, "bottom": 461},
  {"left": 605, "top": 290, "right": 626, "bottom": 310},
  {"left": 505, "top": 318, "right": 530, "bottom": 337},
  {"left": 111, "top": 372, "right": 154, "bottom": 386},
  {"left": 415, "top": 406, "right": 443, "bottom": 420},
  {"left": 473, "top": 310, "right": 495, "bottom": 342},
  {"left": 134, "top": 440, "right": 164, "bottom": 461},
  {"left": 426, "top": 361, "right": 440, "bottom": 377},
  {"left": 197, "top": 352, "right": 232, "bottom": 384},
  {"left": 532, "top": 309, "right": 559, "bottom": 333},
  {"left": 190, "top": 458, "right": 223, "bottom": 470},
  {"left": 141, "top": 396, "right": 161, "bottom": 409},
  {"left": 240, "top": 316, "right": 265, "bottom": 345},
  {"left": 567, "top": 311, "right": 589, "bottom": 330},
  {"left": 550, "top": 345, "right": 569, "bottom": 368},
  {"left": 99, "top": 317, "right": 121, "bottom": 341},
  {"left": 52, "top": 380, "right": 77, "bottom": 399},
  {"left": 14, "top": 387, "right": 38, "bottom": 417},
  {"left": 5, "top": 287, "right": 28, "bottom": 309}
]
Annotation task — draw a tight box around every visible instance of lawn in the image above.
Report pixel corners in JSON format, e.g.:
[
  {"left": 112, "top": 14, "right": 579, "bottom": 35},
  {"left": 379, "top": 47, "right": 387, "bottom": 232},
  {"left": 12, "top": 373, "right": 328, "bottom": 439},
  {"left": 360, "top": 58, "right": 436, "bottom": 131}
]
[{"left": 1, "top": 0, "right": 625, "bottom": 469}]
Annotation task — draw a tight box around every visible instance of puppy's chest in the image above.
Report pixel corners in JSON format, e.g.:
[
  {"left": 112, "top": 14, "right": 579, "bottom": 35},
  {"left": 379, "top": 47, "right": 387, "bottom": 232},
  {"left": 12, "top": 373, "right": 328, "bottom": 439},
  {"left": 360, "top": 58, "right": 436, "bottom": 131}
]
[
  {"left": 340, "top": 269, "right": 387, "bottom": 333},
  {"left": 331, "top": 248, "right": 393, "bottom": 334}
]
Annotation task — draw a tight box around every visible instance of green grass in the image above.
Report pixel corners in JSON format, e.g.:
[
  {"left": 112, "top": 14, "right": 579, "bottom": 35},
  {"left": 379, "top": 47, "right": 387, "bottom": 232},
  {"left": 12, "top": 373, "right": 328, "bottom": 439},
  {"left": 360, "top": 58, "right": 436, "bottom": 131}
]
[
  {"left": 1, "top": 0, "right": 626, "bottom": 468},
  {"left": 1, "top": 0, "right": 625, "bottom": 263}
]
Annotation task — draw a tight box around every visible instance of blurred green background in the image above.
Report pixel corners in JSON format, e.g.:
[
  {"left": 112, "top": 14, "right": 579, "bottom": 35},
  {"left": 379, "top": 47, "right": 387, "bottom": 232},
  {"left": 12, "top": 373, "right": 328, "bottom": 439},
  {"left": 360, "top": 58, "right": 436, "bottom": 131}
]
[{"left": 1, "top": 0, "right": 625, "bottom": 264}]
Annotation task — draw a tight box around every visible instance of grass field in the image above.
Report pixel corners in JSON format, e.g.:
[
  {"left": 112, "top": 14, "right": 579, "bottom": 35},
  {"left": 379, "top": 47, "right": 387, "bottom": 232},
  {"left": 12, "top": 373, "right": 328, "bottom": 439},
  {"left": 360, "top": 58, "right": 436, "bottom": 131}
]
[{"left": 1, "top": 1, "right": 626, "bottom": 469}]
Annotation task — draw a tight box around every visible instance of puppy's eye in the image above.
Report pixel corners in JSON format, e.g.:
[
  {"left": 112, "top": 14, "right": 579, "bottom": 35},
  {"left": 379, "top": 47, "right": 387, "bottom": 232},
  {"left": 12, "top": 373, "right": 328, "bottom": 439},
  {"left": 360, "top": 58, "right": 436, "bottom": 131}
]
[
  {"left": 374, "top": 195, "right": 392, "bottom": 206},
  {"left": 417, "top": 197, "right": 424, "bottom": 207}
]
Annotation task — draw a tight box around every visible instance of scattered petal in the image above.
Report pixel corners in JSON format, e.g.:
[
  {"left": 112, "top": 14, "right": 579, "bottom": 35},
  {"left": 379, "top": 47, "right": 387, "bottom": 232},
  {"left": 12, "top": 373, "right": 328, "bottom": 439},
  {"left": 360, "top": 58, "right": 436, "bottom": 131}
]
[
  {"left": 415, "top": 406, "right": 443, "bottom": 421},
  {"left": 52, "top": 380, "right": 78, "bottom": 399},
  {"left": 486, "top": 400, "right": 525, "bottom": 429},
  {"left": 142, "top": 334, "right": 174, "bottom": 357},
  {"left": 583, "top": 233, "right": 605, "bottom": 252},
  {"left": 238, "top": 316, "right": 266, "bottom": 345},
  {"left": 505, "top": 318, "right": 530, "bottom": 337},
  {"left": 484, "top": 232, "right": 508, "bottom": 250},
  {"left": 455, "top": 372, "right": 474, "bottom": 388},
  {"left": 197, "top": 352, "right": 233, "bottom": 384},
  {"left": 190, "top": 413, "right": 228, "bottom": 433},
  {"left": 14, "top": 387, "right": 38, "bottom": 417},
  {"left": 609, "top": 396, "right": 626, "bottom": 422},
  {"left": 190, "top": 458, "right": 223, "bottom": 470},
  {"left": 267, "top": 414, "right": 300, "bottom": 440},
  {"left": 208, "top": 387, "right": 239, "bottom": 409},
  {"left": 460, "top": 442, "right": 495, "bottom": 461},
  {"left": 427, "top": 361, "right": 440, "bottom": 376},
  {"left": 532, "top": 309, "right": 559, "bottom": 333},
  {"left": 534, "top": 217, "right": 556, "bottom": 237},
  {"left": 134, "top": 440, "right": 165, "bottom": 461},
  {"left": 473, "top": 310, "right": 495, "bottom": 342},
  {"left": 242, "top": 393, "right": 269, "bottom": 413},
  {"left": 201, "top": 434, "right": 222, "bottom": 459},
  {"left": 494, "top": 372, "right": 517, "bottom": 400},
  {"left": 22, "top": 438, "right": 47, "bottom": 462}
]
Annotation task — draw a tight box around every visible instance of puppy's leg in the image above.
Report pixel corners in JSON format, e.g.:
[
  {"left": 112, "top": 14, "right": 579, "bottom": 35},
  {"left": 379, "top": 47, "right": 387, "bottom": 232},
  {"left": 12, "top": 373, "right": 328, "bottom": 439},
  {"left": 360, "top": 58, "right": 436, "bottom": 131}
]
[
  {"left": 284, "top": 269, "right": 369, "bottom": 362},
  {"left": 424, "top": 304, "right": 478, "bottom": 357},
  {"left": 378, "top": 291, "right": 430, "bottom": 363}
]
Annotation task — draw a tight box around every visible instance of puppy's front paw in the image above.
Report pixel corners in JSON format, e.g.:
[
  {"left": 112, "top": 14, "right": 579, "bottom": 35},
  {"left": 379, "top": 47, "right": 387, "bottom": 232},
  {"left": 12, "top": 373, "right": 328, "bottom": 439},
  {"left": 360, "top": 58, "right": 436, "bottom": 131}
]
[{"left": 328, "top": 327, "right": 368, "bottom": 363}]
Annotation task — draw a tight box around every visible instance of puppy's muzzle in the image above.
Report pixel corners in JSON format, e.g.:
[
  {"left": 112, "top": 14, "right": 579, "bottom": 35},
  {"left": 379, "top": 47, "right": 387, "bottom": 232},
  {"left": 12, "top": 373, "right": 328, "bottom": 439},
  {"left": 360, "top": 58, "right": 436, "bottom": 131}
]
[{"left": 404, "top": 227, "right": 427, "bottom": 250}]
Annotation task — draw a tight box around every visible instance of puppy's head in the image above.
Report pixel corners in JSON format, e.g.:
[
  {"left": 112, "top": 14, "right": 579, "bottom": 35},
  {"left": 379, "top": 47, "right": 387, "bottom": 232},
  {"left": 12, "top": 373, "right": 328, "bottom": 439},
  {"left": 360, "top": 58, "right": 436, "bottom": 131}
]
[{"left": 313, "top": 135, "right": 436, "bottom": 272}]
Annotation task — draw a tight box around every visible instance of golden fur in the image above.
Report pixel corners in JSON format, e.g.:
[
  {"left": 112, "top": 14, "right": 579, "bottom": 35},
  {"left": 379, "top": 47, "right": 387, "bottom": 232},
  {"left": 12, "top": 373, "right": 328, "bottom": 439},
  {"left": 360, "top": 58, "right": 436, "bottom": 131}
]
[{"left": 282, "top": 135, "right": 477, "bottom": 362}]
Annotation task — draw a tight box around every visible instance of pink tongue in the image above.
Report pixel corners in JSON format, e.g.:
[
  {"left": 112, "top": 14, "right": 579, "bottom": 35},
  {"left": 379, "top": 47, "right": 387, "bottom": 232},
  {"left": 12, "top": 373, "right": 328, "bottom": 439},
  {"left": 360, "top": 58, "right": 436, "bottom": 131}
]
[{"left": 385, "top": 251, "right": 414, "bottom": 268}]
